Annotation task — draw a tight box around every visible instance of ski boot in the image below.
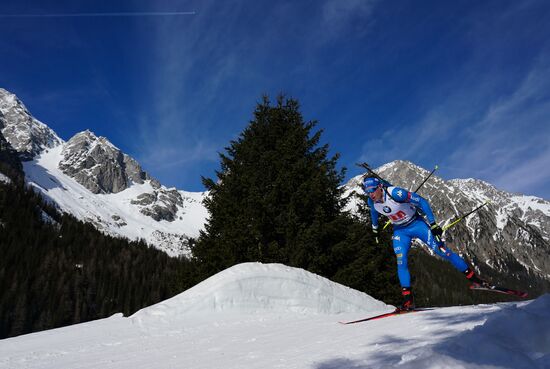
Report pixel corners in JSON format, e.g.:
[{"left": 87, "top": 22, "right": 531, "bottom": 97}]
[
  {"left": 463, "top": 268, "right": 490, "bottom": 288},
  {"left": 398, "top": 287, "right": 415, "bottom": 311}
]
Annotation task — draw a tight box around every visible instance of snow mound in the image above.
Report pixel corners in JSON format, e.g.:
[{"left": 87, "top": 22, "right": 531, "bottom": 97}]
[{"left": 132, "top": 263, "right": 391, "bottom": 320}]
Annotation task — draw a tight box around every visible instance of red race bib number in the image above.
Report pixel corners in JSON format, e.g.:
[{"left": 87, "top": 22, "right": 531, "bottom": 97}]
[{"left": 389, "top": 210, "right": 406, "bottom": 222}]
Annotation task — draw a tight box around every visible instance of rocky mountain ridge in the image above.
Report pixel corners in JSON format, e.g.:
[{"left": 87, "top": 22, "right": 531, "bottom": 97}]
[
  {"left": 0, "top": 88, "right": 207, "bottom": 256},
  {"left": 59, "top": 130, "right": 159, "bottom": 194},
  {"left": 0, "top": 88, "right": 62, "bottom": 160},
  {"left": 343, "top": 160, "right": 550, "bottom": 283},
  {"left": 1, "top": 88, "right": 548, "bottom": 276}
]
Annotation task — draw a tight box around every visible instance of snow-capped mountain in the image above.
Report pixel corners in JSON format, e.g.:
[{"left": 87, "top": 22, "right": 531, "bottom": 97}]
[
  {"left": 0, "top": 88, "right": 208, "bottom": 256},
  {"left": 343, "top": 160, "right": 550, "bottom": 282},
  {"left": 0, "top": 89, "right": 62, "bottom": 160},
  {"left": 1, "top": 87, "right": 548, "bottom": 270},
  {"left": 58, "top": 129, "right": 157, "bottom": 195}
]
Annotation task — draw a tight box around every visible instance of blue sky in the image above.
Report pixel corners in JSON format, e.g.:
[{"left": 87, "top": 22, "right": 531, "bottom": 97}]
[{"left": 1, "top": 0, "right": 549, "bottom": 199}]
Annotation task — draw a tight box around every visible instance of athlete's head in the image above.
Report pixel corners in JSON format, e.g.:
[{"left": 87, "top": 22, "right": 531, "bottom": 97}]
[{"left": 363, "top": 177, "right": 383, "bottom": 201}]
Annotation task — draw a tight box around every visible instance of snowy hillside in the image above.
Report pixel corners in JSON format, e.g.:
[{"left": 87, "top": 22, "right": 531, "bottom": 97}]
[
  {"left": 0, "top": 263, "right": 548, "bottom": 369},
  {"left": 1, "top": 88, "right": 208, "bottom": 256},
  {"left": 450, "top": 177, "right": 550, "bottom": 240},
  {"left": 23, "top": 145, "right": 208, "bottom": 257}
]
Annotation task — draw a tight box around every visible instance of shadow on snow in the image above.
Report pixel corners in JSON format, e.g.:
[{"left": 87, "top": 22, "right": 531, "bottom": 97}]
[{"left": 314, "top": 296, "right": 550, "bottom": 369}]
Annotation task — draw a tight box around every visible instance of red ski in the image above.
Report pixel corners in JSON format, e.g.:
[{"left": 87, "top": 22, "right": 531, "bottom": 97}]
[
  {"left": 470, "top": 284, "right": 528, "bottom": 298},
  {"left": 339, "top": 308, "right": 433, "bottom": 325}
]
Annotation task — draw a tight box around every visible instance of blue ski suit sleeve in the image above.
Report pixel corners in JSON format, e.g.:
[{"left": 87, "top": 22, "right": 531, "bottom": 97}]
[
  {"left": 390, "top": 187, "right": 436, "bottom": 224},
  {"left": 367, "top": 197, "right": 379, "bottom": 229}
]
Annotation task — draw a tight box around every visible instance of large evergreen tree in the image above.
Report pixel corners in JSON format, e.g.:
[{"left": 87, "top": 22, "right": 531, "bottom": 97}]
[
  {"left": 190, "top": 95, "right": 398, "bottom": 300},
  {"left": 192, "top": 96, "right": 348, "bottom": 273}
]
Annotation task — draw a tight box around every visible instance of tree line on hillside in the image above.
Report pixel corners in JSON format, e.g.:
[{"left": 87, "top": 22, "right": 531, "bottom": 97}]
[
  {"left": 0, "top": 133, "right": 24, "bottom": 184},
  {"left": 0, "top": 184, "right": 200, "bottom": 338},
  {"left": 0, "top": 95, "right": 540, "bottom": 339}
]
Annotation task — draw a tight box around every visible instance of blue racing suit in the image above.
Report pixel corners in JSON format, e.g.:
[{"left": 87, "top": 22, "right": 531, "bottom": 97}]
[{"left": 368, "top": 186, "right": 468, "bottom": 288}]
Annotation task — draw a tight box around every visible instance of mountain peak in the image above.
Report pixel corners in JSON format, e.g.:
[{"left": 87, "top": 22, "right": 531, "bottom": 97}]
[
  {"left": 0, "top": 88, "right": 63, "bottom": 159},
  {"left": 59, "top": 130, "right": 153, "bottom": 194},
  {"left": 70, "top": 129, "right": 118, "bottom": 151},
  {"left": 372, "top": 160, "right": 438, "bottom": 192},
  {"left": 73, "top": 129, "right": 96, "bottom": 139},
  {"left": 376, "top": 160, "right": 431, "bottom": 176},
  {"left": 0, "top": 88, "right": 20, "bottom": 109},
  {"left": 2, "top": 88, "right": 206, "bottom": 255}
]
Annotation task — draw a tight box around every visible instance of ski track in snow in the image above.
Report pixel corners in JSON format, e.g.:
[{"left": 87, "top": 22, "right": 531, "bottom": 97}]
[{"left": 1, "top": 263, "right": 548, "bottom": 369}]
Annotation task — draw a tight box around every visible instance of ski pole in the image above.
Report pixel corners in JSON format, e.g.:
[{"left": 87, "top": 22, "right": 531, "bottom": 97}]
[
  {"left": 382, "top": 165, "right": 439, "bottom": 230},
  {"left": 412, "top": 165, "right": 438, "bottom": 193},
  {"left": 442, "top": 200, "right": 490, "bottom": 231},
  {"left": 356, "top": 162, "right": 392, "bottom": 186}
]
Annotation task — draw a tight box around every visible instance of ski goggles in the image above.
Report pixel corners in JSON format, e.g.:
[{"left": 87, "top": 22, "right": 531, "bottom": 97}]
[{"left": 364, "top": 185, "right": 379, "bottom": 193}]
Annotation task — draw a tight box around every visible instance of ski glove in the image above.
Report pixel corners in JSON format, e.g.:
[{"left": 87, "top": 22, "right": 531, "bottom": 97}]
[
  {"left": 373, "top": 228, "right": 379, "bottom": 244},
  {"left": 430, "top": 222, "right": 443, "bottom": 242}
]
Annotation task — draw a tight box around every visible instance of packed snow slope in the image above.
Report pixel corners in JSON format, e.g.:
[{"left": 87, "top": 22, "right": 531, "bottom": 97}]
[
  {"left": 132, "top": 262, "right": 390, "bottom": 317},
  {"left": 1, "top": 263, "right": 548, "bottom": 369}
]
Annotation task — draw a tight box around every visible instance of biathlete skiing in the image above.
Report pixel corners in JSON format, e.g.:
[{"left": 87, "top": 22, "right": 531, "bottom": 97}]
[{"left": 363, "top": 176, "right": 489, "bottom": 311}]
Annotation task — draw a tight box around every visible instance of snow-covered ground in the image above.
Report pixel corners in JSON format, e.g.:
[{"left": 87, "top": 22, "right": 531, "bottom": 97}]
[
  {"left": 1, "top": 263, "right": 548, "bottom": 369},
  {"left": 0, "top": 172, "right": 10, "bottom": 184}
]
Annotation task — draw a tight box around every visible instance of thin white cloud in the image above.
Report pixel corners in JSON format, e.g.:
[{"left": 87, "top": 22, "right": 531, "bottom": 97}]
[
  {"left": 446, "top": 58, "right": 550, "bottom": 196},
  {"left": 136, "top": 0, "right": 381, "bottom": 183},
  {"left": 357, "top": 85, "right": 487, "bottom": 169},
  {"left": 135, "top": 1, "right": 245, "bottom": 174},
  {"left": 139, "top": 139, "right": 219, "bottom": 170},
  {"left": 321, "top": 0, "right": 378, "bottom": 38},
  {"left": 492, "top": 146, "right": 550, "bottom": 195},
  {"left": 358, "top": 53, "right": 550, "bottom": 198}
]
